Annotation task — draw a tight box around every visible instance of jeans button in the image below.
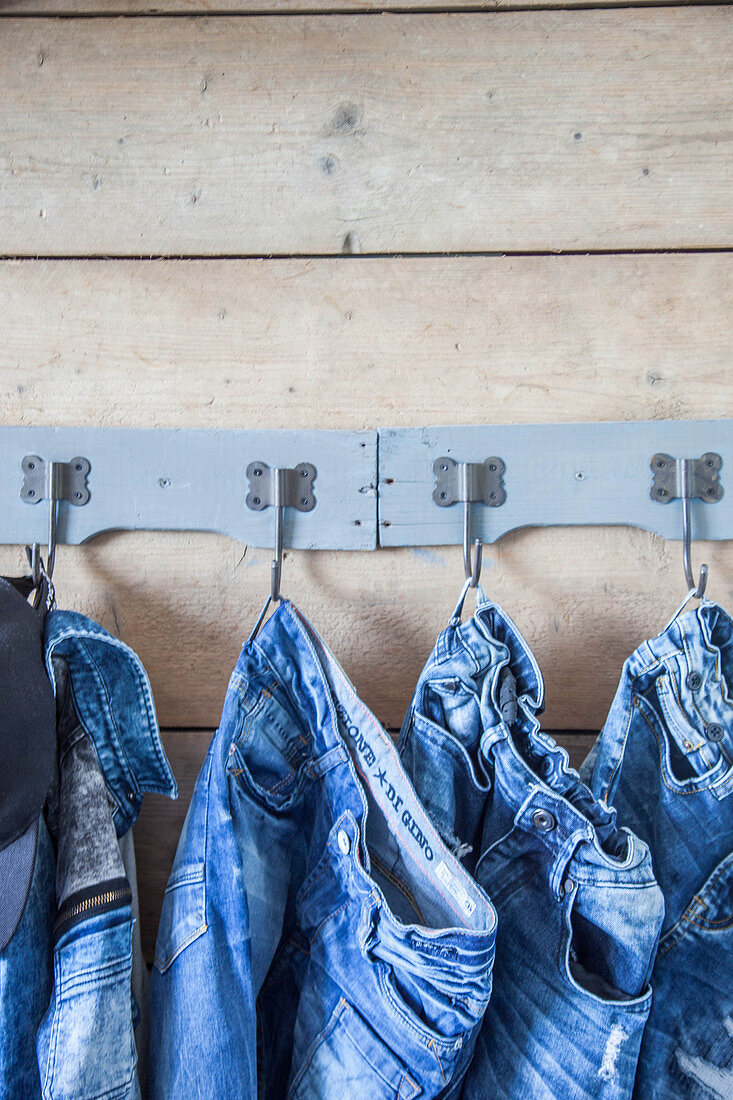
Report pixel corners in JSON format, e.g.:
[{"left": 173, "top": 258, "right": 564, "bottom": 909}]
[
  {"left": 337, "top": 829, "right": 351, "bottom": 855},
  {"left": 705, "top": 723, "right": 724, "bottom": 743},
  {"left": 531, "top": 808, "right": 556, "bottom": 832},
  {"left": 686, "top": 672, "right": 703, "bottom": 690}
]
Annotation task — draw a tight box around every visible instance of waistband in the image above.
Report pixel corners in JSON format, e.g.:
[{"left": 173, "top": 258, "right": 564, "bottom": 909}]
[
  {"left": 416, "top": 588, "right": 638, "bottom": 880},
  {"left": 229, "top": 601, "right": 496, "bottom": 942}
]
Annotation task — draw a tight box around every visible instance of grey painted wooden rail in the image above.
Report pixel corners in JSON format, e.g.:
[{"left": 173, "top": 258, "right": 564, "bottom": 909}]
[{"left": 1, "top": 420, "right": 731, "bottom": 552}]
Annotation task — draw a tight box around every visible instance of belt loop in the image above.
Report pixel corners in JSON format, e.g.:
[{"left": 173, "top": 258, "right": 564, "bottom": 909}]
[
  {"left": 304, "top": 743, "right": 348, "bottom": 780},
  {"left": 549, "top": 828, "right": 590, "bottom": 901}
]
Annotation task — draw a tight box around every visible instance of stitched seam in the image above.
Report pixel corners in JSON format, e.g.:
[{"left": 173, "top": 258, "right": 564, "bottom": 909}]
[
  {"left": 429, "top": 1038, "right": 447, "bottom": 1084},
  {"left": 638, "top": 708, "right": 722, "bottom": 795},
  {"left": 290, "top": 605, "right": 482, "bottom": 921},
  {"left": 311, "top": 897, "right": 352, "bottom": 944}
]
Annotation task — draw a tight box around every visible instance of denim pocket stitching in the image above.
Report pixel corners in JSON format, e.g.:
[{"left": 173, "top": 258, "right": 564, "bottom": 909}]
[
  {"left": 659, "top": 857, "right": 733, "bottom": 953},
  {"left": 43, "top": 930, "right": 137, "bottom": 1100},
  {"left": 559, "top": 893, "right": 654, "bottom": 1012},
  {"left": 637, "top": 700, "right": 727, "bottom": 794},
  {"left": 376, "top": 964, "right": 465, "bottom": 1053}
]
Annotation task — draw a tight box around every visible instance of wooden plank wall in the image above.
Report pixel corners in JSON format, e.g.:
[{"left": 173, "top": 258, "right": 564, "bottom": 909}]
[{"left": 1, "top": 3, "right": 731, "bottom": 958}]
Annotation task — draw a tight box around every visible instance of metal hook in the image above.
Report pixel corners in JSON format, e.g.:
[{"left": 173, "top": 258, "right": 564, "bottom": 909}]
[
  {"left": 680, "top": 460, "right": 708, "bottom": 598},
  {"left": 245, "top": 461, "right": 317, "bottom": 643},
  {"left": 462, "top": 500, "right": 483, "bottom": 588},
  {"left": 270, "top": 468, "right": 284, "bottom": 603}
]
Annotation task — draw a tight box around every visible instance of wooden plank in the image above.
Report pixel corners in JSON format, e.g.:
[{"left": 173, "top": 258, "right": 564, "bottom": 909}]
[
  {"left": 0, "top": 426, "right": 377, "bottom": 549},
  {"left": 1, "top": 253, "right": 731, "bottom": 731},
  {"left": 134, "top": 729, "right": 598, "bottom": 959},
  {"left": 1, "top": 11, "right": 731, "bottom": 254},
  {"left": 0, "top": 0, "right": 703, "bottom": 12},
  {"left": 1, "top": 527, "right": 731, "bottom": 729},
  {"left": 378, "top": 421, "right": 733, "bottom": 546},
  {"left": 1, "top": 255, "right": 731, "bottom": 429}
]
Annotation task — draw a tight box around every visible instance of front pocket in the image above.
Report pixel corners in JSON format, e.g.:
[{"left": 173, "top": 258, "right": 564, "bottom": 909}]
[
  {"left": 38, "top": 908, "right": 138, "bottom": 1100},
  {"left": 288, "top": 999, "right": 423, "bottom": 1100},
  {"left": 153, "top": 867, "right": 207, "bottom": 973},
  {"left": 635, "top": 689, "right": 726, "bottom": 791}
]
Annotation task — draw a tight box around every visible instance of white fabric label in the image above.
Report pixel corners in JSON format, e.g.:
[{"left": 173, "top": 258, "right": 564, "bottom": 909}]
[{"left": 436, "top": 859, "right": 476, "bottom": 917}]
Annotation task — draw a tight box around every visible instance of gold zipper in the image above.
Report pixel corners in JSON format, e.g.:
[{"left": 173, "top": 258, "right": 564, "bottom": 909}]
[{"left": 60, "top": 886, "right": 131, "bottom": 923}]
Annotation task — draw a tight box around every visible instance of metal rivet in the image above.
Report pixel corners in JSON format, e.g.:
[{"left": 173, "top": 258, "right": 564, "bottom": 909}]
[
  {"left": 686, "top": 672, "right": 702, "bottom": 690},
  {"left": 531, "top": 808, "right": 556, "bottom": 832},
  {"left": 337, "top": 829, "right": 351, "bottom": 855},
  {"left": 705, "top": 723, "right": 724, "bottom": 743},
  {"left": 632, "top": 695, "right": 641, "bottom": 707},
  {"left": 563, "top": 879, "right": 574, "bottom": 895},
  {"left": 126, "top": 790, "right": 135, "bottom": 803},
  {"left": 228, "top": 743, "right": 236, "bottom": 756},
  {"left": 683, "top": 740, "right": 693, "bottom": 750}
]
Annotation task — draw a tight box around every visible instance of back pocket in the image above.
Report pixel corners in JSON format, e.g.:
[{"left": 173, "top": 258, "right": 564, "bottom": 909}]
[
  {"left": 288, "top": 999, "right": 423, "bottom": 1100},
  {"left": 38, "top": 910, "right": 138, "bottom": 1100}
]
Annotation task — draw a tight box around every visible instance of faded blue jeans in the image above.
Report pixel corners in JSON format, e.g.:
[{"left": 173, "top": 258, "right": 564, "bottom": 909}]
[
  {"left": 151, "top": 600, "right": 497, "bottom": 1099},
  {"left": 0, "top": 610, "right": 176, "bottom": 1099},
  {"left": 582, "top": 596, "right": 733, "bottom": 1098},
  {"left": 398, "top": 584, "right": 665, "bottom": 1100}
]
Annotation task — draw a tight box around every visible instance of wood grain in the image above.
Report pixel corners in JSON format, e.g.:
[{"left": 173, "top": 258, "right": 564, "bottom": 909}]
[
  {"left": 135, "top": 728, "right": 598, "bottom": 959},
  {"left": 0, "top": 0, "right": 703, "bottom": 11},
  {"left": 2, "top": 255, "right": 731, "bottom": 429},
  {"left": 1, "top": 528, "right": 731, "bottom": 731},
  {"left": 1, "top": 10, "right": 731, "bottom": 254},
  {"left": 1, "top": 253, "right": 731, "bottom": 730}
]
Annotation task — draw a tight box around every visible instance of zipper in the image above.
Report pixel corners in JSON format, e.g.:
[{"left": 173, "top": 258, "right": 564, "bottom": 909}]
[{"left": 53, "top": 877, "right": 132, "bottom": 944}]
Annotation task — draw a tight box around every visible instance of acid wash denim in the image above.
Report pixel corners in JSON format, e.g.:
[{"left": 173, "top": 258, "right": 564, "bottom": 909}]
[
  {"left": 151, "top": 600, "right": 497, "bottom": 1100},
  {"left": 397, "top": 584, "right": 665, "bottom": 1100},
  {"left": 581, "top": 597, "right": 733, "bottom": 1099},
  {"left": 0, "top": 610, "right": 176, "bottom": 1100}
]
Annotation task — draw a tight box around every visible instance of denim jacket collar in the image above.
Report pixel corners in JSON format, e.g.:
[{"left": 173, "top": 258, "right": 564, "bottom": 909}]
[{"left": 44, "top": 610, "right": 177, "bottom": 835}]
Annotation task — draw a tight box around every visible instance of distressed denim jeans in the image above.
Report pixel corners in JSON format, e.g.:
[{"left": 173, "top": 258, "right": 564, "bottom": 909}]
[
  {"left": 398, "top": 584, "right": 665, "bottom": 1100},
  {"left": 582, "top": 597, "right": 733, "bottom": 1099},
  {"left": 0, "top": 610, "right": 176, "bottom": 1100},
  {"left": 151, "top": 600, "right": 496, "bottom": 1099}
]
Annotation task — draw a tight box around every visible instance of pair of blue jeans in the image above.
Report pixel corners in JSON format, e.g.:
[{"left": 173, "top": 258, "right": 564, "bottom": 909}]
[
  {"left": 581, "top": 595, "right": 733, "bottom": 1098},
  {"left": 398, "top": 583, "right": 665, "bottom": 1100},
  {"left": 0, "top": 609, "right": 176, "bottom": 1100},
  {"left": 151, "top": 600, "right": 496, "bottom": 1099}
]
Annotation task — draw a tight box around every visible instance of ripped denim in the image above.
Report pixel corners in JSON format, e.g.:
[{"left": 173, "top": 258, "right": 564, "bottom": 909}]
[
  {"left": 399, "top": 584, "right": 664, "bottom": 1100},
  {"left": 582, "top": 598, "right": 733, "bottom": 1098}
]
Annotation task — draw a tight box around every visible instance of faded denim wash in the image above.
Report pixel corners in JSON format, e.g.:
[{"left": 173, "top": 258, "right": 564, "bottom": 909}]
[
  {"left": 398, "top": 583, "right": 665, "bottom": 1100},
  {"left": 0, "top": 610, "right": 176, "bottom": 1099},
  {"left": 151, "top": 600, "right": 496, "bottom": 1099},
  {"left": 581, "top": 596, "right": 733, "bottom": 1099}
]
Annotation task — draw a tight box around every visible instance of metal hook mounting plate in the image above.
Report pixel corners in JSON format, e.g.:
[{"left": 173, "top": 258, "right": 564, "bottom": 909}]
[
  {"left": 650, "top": 453, "right": 723, "bottom": 504},
  {"left": 20, "top": 456, "right": 91, "bottom": 506},
  {"left": 432, "top": 456, "right": 506, "bottom": 508},
  {"left": 245, "top": 462, "right": 317, "bottom": 512}
]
